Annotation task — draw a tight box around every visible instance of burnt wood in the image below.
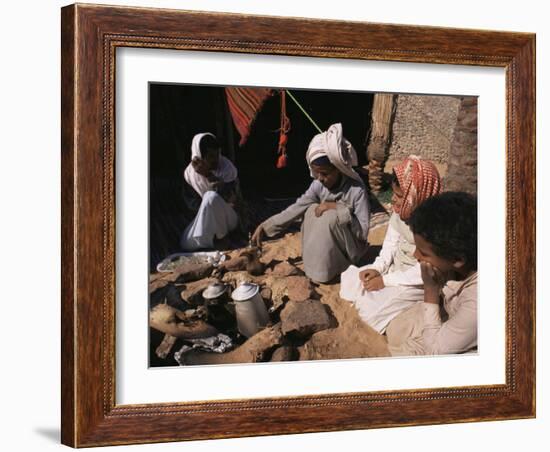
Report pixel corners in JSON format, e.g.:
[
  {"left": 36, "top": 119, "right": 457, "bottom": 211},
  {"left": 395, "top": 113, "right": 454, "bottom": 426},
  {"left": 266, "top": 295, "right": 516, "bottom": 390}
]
[{"left": 61, "top": 3, "right": 536, "bottom": 447}]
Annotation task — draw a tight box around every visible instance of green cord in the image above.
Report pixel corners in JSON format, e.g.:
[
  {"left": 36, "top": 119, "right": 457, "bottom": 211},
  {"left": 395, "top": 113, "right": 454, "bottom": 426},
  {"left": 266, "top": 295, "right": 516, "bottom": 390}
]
[{"left": 285, "top": 90, "right": 323, "bottom": 133}]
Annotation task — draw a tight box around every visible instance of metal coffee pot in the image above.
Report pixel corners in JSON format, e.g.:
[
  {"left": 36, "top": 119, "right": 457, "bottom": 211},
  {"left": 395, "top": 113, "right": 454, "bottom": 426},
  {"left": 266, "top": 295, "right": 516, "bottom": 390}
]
[{"left": 231, "top": 282, "right": 269, "bottom": 338}]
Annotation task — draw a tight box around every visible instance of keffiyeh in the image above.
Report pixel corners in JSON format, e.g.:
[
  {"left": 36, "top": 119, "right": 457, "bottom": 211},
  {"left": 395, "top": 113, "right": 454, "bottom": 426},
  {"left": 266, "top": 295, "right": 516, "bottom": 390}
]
[{"left": 393, "top": 155, "right": 442, "bottom": 220}]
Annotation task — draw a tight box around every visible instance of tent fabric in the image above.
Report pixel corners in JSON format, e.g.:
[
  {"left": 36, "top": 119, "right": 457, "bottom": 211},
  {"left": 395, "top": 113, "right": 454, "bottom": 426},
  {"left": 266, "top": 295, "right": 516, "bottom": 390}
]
[{"left": 225, "top": 87, "right": 275, "bottom": 145}]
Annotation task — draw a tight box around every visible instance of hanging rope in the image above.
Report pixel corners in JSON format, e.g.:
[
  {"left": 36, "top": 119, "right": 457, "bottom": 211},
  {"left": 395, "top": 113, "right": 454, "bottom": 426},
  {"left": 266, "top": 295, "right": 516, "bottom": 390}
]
[
  {"left": 285, "top": 90, "right": 323, "bottom": 133},
  {"left": 275, "top": 89, "right": 324, "bottom": 169},
  {"left": 276, "top": 90, "right": 291, "bottom": 168}
]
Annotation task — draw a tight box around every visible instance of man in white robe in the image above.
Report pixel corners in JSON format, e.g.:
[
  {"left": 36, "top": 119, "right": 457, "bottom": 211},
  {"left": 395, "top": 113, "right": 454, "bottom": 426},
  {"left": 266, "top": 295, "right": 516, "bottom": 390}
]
[{"left": 180, "top": 133, "right": 239, "bottom": 251}]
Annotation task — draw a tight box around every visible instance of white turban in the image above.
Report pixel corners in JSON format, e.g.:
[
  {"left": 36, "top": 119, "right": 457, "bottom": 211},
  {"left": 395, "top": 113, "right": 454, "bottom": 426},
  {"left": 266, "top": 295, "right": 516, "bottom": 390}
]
[
  {"left": 190, "top": 132, "right": 215, "bottom": 159},
  {"left": 305, "top": 123, "right": 362, "bottom": 184},
  {"left": 184, "top": 133, "right": 238, "bottom": 197}
]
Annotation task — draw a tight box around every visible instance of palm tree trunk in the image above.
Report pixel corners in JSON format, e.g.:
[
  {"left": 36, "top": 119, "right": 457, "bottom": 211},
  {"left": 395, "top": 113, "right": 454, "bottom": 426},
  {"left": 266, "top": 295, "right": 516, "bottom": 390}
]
[{"left": 366, "top": 94, "right": 396, "bottom": 193}]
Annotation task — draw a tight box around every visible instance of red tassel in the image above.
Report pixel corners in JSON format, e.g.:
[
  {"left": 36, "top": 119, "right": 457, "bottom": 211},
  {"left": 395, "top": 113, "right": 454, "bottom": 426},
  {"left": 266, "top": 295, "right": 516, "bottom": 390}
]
[
  {"left": 276, "top": 153, "right": 287, "bottom": 168},
  {"left": 275, "top": 90, "right": 291, "bottom": 169}
]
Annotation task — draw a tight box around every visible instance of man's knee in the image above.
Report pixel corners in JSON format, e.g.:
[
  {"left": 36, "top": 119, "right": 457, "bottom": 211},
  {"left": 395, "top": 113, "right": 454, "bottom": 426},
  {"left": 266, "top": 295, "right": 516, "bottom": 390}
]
[
  {"left": 305, "top": 204, "right": 338, "bottom": 226},
  {"left": 321, "top": 208, "right": 339, "bottom": 228},
  {"left": 305, "top": 204, "right": 318, "bottom": 217}
]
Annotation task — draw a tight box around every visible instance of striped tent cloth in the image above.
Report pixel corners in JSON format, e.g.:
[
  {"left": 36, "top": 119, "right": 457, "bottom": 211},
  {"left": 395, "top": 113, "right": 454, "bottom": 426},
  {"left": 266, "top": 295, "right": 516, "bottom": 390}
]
[{"left": 225, "top": 87, "right": 275, "bottom": 145}]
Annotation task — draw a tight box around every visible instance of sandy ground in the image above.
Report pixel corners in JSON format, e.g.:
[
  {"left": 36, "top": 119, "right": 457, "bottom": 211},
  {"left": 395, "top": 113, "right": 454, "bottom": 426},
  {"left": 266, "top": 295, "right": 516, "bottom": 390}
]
[
  {"left": 277, "top": 159, "right": 447, "bottom": 361},
  {"left": 256, "top": 223, "right": 391, "bottom": 360},
  {"left": 151, "top": 189, "right": 395, "bottom": 363}
]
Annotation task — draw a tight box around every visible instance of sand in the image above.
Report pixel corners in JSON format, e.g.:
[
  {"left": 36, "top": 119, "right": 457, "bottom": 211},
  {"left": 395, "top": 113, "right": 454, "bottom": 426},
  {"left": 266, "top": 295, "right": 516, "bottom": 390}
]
[
  {"left": 256, "top": 224, "right": 391, "bottom": 361},
  {"left": 150, "top": 217, "right": 392, "bottom": 364}
]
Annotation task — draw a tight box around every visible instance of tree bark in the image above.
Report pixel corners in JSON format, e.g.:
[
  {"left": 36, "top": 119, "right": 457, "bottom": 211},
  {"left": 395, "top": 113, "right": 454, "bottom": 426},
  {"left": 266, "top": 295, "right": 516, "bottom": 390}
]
[{"left": 366, "top": 93, "right": 396, "bottom": 193}]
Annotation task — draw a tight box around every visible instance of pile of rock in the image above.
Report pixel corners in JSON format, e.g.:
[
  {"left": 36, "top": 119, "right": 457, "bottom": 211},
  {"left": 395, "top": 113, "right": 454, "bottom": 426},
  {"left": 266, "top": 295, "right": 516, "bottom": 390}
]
[{"left": 149, "top": 246, "right": 336, "bottom": 366}]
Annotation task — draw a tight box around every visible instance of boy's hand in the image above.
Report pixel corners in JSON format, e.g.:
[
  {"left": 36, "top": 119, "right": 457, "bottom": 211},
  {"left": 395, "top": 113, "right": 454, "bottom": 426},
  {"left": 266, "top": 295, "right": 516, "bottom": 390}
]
[
  {"left": 359, "top": 268, "right": 379, "bottom": 284},
  {"left": 191, "top": 157, "right": 210, "bottom": 177},
  {"left": 315, "top": 202, "right": 337, "bottom": 217},
  {"left": 364, "top": 276, "right": 385, "bottom": 291},
  {"left": 359, "top": 269, "right": 384, "bottom": 291},
  {"left": 210, "top": 180, "right": 223, "bottom": 191},
  {"left": 251, "top": 225, "right": 265, "bottom": 247},
  {"left": 420, "top": 262, "right": 445, "bottom": 303}
]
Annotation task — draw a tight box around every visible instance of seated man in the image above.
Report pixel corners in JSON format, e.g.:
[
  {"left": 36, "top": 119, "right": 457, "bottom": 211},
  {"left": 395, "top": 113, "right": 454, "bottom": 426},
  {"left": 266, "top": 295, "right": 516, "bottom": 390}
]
[
  {"left": 180, "top": 133, "right": 240, "bottom": 251},
  {"left": 251, "top": 123, "right": 370, "bottom": 283},
  {"left": 385, "top": 191, "right": 478, "bottom": 356}
]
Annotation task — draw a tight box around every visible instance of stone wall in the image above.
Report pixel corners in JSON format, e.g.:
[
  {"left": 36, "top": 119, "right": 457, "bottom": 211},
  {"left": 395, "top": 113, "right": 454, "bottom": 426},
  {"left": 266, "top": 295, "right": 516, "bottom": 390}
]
[{"left": 388, "top": 94, "right": 461, "bottom": 163}]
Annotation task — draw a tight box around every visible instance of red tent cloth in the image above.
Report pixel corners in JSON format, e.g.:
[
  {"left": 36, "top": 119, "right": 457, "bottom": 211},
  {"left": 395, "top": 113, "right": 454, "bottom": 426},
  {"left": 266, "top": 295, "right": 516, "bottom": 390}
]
[{"left": 225, "top": 87, "right": 275, "bottom": 146}]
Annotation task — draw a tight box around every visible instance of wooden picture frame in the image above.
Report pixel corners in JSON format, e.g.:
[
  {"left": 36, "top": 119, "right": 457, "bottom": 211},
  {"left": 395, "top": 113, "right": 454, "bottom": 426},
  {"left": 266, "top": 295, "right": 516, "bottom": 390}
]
[{"left": 61, "top": 3, "right": 535, "bottom": 447}]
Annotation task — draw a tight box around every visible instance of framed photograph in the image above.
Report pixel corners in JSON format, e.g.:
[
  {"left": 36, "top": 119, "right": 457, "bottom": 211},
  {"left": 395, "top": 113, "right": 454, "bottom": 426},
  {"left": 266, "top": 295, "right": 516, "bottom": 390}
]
[{"left": 61, "top": 3, "right": 535, "bottom": 447}]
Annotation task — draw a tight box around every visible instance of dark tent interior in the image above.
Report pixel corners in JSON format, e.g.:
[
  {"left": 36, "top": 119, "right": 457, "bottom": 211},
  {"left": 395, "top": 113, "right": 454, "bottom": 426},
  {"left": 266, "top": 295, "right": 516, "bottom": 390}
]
[{"left": 149, "top": 83, "right": 374, "bottom": 269}]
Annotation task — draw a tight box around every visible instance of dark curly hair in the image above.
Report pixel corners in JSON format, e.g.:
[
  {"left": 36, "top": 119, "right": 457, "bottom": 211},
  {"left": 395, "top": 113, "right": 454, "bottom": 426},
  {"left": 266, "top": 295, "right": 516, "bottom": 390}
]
[{"left": 409, "top": 191, "right": 477, "bottom": 271}]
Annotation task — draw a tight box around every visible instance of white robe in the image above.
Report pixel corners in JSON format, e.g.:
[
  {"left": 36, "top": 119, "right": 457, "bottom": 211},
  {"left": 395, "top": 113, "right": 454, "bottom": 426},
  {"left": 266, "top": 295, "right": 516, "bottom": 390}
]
[
  {"left": 183, "top": 132, "right": 238, "bottom": 198},
  {"left": 339, "top": 213, "right": 424, "bottom": 333},
  {"left": 180, "top": 191, "right": 238, "bottom": 251},
  {"left": 386, "top": 272, "right": 478, "bottom": 356},
  {"left": 180, "top": 133, "right": 239, "bottom": 251}
]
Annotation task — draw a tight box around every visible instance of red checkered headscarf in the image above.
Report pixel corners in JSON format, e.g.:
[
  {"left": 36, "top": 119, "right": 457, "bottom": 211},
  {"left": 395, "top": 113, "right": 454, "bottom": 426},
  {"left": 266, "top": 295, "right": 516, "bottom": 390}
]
[{"left": 392, "top": 155, "right": 442, "bottom": 221}]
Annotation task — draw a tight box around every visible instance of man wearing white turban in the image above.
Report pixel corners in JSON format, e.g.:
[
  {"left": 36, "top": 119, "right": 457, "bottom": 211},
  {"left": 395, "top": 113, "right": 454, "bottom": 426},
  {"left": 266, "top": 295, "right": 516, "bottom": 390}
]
[
  {"left": 180, "top": 133, "right": 240, "bottom": 250},
  {"left": 252, "top": 123, "right": 370, "bottom": 283}
]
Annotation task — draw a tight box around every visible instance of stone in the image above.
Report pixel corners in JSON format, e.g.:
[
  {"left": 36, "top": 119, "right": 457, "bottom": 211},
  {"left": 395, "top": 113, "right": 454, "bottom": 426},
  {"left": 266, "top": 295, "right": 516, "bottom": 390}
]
[
  {"left": 217, "top": 248, "right": 264, "bottom": 276},
  {"left": 286, "top": 276, "right": 315, "bottom": 302},
  {"left": 260, "top": 287, "right": 272, "bottom": 302},
  {"left": 180, "top": 278, "right": 217, "bottom": 305},
  {"left": 268, "top": 261, "right": 302, "bottom": 277},
  {"left": 171, "top": 262, "right": 214, "bottom": 283},
  {"left": 150, "top": 262, "right": 214, "bottom": 293},
  {"left": 221, "top": 270, "right": 261, "bottom": 288},
  {"left": 149, "top": 277, "right": 170, "bottom": 294},
  {"left": 155, "top": 334, "right": 177, "bottom": 359},
  {"left": 269, "top": 276, "right": 315, "bottom": 311},
  {"left": 149, "top": 304, "right": 219, "bottom": 339},
  {"left": 280, "top": 299, "right": 332, "bottom": 338},
  {"left": 259, "top": 233, "right": 301, "bottom": 264},
  {"left": 149, "top": 272, "right": 166, "bottom": 283},
  {"left": 179, "top": 324, "right": 283, "bottom": 365},
  {"left": 218, "top": 255, "right": 248, "bottom": 273},
  {"left": 270, "top": 345, "right": 297, "bottom": 362}
]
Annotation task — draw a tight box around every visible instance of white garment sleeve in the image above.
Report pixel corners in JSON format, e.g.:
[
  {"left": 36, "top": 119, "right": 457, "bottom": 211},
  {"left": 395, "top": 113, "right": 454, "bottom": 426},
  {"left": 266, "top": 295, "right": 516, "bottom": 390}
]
[
  {"left": 218, "top": 156, "right": 238, "bottom": 183},
  {"left": 382, "top": 262, "right": 423, "bottom": 287},
  {"left": 422, "top": 295, "right": 477, "bottom": 355},
  {"left": 359, "top": 220, "right": 400, "bottom": 275},
  {"left": 184, "top": 163, "right": 211, "bottom": 197}
]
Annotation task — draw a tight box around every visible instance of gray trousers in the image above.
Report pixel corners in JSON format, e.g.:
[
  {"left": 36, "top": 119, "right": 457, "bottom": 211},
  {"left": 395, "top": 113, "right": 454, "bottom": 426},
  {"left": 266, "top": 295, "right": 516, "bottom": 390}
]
[{"left": 302, "top": 204, "right": 365, "bottom": 283}]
